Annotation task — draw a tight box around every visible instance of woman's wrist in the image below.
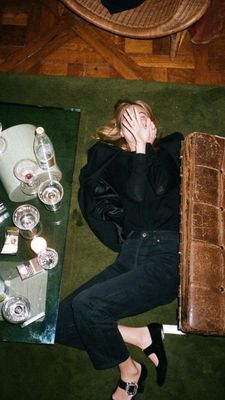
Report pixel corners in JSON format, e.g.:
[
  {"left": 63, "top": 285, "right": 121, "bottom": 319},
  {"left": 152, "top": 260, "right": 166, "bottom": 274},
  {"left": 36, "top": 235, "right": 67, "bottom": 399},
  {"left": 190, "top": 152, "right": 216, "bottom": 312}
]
[{"left": 136, "top": 142, "right": 146, "bottom": 154}]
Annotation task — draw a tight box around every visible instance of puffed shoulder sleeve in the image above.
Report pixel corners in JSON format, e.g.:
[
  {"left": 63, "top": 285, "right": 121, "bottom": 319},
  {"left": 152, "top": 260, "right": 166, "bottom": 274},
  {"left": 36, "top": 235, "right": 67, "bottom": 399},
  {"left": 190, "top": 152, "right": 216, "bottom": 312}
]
[{"left": 78, "top": 142, "right": 123, "bottom": 252}]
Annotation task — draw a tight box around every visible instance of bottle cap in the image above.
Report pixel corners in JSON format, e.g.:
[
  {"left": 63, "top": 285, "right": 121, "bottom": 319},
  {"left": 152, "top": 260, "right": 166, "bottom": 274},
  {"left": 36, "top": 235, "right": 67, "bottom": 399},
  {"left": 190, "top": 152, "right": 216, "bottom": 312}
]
[{"left": 35, "top": 127, "right": 45, "bottom": 135}]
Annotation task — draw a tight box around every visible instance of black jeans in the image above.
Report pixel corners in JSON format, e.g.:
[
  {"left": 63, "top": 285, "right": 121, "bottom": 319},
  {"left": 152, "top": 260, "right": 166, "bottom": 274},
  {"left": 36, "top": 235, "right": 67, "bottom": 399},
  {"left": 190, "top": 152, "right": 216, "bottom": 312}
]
[{"left": 55, "top": 230, "right": 180, "bottom": 369}]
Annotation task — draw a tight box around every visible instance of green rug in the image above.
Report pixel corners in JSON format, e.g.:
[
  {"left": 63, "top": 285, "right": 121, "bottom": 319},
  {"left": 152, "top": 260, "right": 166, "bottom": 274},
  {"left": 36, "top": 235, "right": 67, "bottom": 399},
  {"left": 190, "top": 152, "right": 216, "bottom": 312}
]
[{"left": 0, "top": 72, "right": 224, "bottom": 400}]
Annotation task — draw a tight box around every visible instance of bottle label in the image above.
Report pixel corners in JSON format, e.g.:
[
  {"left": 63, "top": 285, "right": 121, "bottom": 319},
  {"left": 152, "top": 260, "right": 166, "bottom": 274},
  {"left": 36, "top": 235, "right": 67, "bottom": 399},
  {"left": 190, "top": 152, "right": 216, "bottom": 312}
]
[
  {"left": 34, "top": 141, "right": 56, "bottom": 170},
  {"left": 37, "top": 154, "right": 56, "bottom": 170},
  {"left": 46, "top": 154, "right": 56, "bottom": 168}
]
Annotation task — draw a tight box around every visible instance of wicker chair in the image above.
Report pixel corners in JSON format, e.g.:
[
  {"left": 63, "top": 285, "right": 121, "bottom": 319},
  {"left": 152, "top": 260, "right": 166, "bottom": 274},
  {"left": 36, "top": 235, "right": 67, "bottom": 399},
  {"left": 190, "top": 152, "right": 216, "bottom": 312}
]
[{"left": 59, "top": 0, "right": 210, "bottom": 59}]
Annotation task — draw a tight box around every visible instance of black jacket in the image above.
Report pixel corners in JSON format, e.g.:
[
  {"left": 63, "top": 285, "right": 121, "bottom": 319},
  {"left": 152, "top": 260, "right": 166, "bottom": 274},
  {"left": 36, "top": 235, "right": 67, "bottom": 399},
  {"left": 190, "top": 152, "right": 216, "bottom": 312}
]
[{"left": 78, "top": 132, "right": 183, "bottom": 252}]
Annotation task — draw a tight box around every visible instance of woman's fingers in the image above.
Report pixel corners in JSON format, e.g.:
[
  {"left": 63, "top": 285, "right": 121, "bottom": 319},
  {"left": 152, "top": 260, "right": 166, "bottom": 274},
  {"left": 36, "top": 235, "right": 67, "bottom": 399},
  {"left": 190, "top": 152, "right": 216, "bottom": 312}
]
[
  {"left": 123, "top": 108, "right": 137, "bottom": 128},
  {"left": 121, "top": 105, "right": 157, "bottom": 146},
  {"left": 133, "top": 106, "right": 141, "bottom": 125},
  {"left": 121, "top": 120, "right": 135, "bottom": 135},
  {"left": 148, "top": 120, "right": 157, "bottom": 144}
]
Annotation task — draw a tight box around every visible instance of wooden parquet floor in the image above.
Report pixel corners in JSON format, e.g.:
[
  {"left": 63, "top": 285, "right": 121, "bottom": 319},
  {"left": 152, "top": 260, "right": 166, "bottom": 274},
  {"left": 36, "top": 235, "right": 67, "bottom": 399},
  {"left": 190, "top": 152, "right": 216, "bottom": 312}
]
[{"left": 0, "top": 0, "right": 225, "bottom": 85}]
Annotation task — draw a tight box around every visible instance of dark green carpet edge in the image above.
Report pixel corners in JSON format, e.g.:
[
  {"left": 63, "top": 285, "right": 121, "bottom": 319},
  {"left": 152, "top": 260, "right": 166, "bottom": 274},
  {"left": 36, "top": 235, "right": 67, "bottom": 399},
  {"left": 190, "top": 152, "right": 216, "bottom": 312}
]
[{"left": 0, "top": 72, "right": 224, "bottom": 400}]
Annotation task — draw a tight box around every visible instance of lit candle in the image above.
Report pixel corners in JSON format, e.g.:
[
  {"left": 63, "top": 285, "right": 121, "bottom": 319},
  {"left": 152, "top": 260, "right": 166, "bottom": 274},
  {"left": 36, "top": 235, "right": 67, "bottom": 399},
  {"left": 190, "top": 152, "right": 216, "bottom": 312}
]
[{"left": 31, "top": 236, "right": 47, "bottom": 254}]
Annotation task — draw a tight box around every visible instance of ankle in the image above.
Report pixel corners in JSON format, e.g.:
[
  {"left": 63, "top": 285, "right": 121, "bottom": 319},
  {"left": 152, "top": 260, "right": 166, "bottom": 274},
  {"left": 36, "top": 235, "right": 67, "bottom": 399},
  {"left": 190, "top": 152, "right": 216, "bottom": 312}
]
[{"left": 120, "top": 360, "right": 141, "bottom": 382}]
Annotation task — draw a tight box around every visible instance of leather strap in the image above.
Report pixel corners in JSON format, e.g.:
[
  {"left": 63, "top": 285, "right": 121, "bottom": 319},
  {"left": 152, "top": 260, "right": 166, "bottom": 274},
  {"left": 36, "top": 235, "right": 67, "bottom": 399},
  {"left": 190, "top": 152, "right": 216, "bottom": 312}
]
[{"left": 118, "top": 379, "right": 138, "bottom": 396}]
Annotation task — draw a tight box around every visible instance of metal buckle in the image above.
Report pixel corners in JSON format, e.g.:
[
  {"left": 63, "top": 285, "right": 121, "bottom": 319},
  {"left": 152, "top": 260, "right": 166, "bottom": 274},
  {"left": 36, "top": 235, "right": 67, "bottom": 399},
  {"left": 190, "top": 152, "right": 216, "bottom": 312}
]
[{"left": 125, "top": 382, "right": 138, "bottom": 396}]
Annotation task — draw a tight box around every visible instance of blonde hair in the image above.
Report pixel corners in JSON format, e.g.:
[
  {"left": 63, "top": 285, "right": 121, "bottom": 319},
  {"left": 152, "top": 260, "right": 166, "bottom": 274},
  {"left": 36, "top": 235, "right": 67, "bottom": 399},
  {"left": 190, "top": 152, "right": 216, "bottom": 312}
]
[{"left": 96, "top": 100, "right": 157, "bottom": 151}]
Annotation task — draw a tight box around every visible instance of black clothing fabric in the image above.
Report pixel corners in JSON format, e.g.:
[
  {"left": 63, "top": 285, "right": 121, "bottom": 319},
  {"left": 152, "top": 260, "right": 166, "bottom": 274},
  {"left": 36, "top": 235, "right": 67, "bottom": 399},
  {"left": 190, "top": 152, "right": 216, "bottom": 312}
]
[
  {"left": 78, "top": 132, "right": 184, "bottom": 252},
  {"left": 55, "top": 131, "right": 183, "bottom": 370},
  {"left": 55, "top": 230, "right": 180, "bottom": 369},
  {"left": 101, "top": 0, "right": 145, "bottom": 14}
]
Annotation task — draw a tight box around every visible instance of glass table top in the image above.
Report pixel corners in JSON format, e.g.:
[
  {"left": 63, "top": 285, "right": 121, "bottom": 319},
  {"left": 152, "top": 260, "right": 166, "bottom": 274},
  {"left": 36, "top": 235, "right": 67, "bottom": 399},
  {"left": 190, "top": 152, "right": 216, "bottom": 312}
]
[{"left": 0, "top": 101, "right": 80, "bottom": 344}]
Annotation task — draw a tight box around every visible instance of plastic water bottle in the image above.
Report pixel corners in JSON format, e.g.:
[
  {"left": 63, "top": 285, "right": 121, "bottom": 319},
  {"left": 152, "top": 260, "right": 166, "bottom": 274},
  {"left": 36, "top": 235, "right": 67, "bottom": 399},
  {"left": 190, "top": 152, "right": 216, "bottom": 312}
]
[{"left": 33, "top": 127, "right": 56, "bottom": 170}]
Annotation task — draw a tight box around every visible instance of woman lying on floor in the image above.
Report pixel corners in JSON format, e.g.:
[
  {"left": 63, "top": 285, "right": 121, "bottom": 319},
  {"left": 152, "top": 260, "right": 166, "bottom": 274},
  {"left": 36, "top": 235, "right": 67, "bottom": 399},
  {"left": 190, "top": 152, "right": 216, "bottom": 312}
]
[{"left": 56, "top": 99, "right": 183, "bottom": 400}]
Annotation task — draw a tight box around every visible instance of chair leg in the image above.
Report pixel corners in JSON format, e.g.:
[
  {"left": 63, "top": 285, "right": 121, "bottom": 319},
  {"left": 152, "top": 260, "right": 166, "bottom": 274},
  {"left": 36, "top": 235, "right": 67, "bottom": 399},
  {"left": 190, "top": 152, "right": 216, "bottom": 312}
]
[
  {"left": 170, "top": 30, "right": 187, "bottom": 60},
  {"left": 57, "top": 1, "right": 67, "bottom": 16}
]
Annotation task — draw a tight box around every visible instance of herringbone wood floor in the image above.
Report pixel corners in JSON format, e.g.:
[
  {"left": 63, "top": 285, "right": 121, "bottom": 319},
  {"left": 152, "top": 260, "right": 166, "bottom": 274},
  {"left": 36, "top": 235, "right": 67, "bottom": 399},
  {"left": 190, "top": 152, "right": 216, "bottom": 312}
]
[{"left": 0, "top": 0, "right": 225, "bottom": 85}]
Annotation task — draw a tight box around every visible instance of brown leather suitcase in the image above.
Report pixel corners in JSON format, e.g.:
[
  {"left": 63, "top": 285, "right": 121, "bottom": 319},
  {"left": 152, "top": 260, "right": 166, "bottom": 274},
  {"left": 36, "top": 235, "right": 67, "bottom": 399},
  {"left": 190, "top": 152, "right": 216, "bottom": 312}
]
[{"left": 179, "top": 132, "right": 225, "bottom": 336}]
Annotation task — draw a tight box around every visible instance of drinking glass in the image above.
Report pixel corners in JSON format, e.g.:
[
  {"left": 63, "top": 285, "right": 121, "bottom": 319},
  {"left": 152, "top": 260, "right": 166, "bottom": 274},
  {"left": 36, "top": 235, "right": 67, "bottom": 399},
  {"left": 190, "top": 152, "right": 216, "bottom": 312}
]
[
  {"left": 37, "top": 247, "right": 59, "bottom": 270},
  {"left": 38, "top": 179, "right": 64, "bottom": 212},
  {"left": 1, "top": 296, "right": 31, "bottom": 324},
  {"left": 13, "top": 204, "right": 42, "bottom": 239},
  {"left": 13, "top": 158, "right": 40, "bottom": 196}
]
